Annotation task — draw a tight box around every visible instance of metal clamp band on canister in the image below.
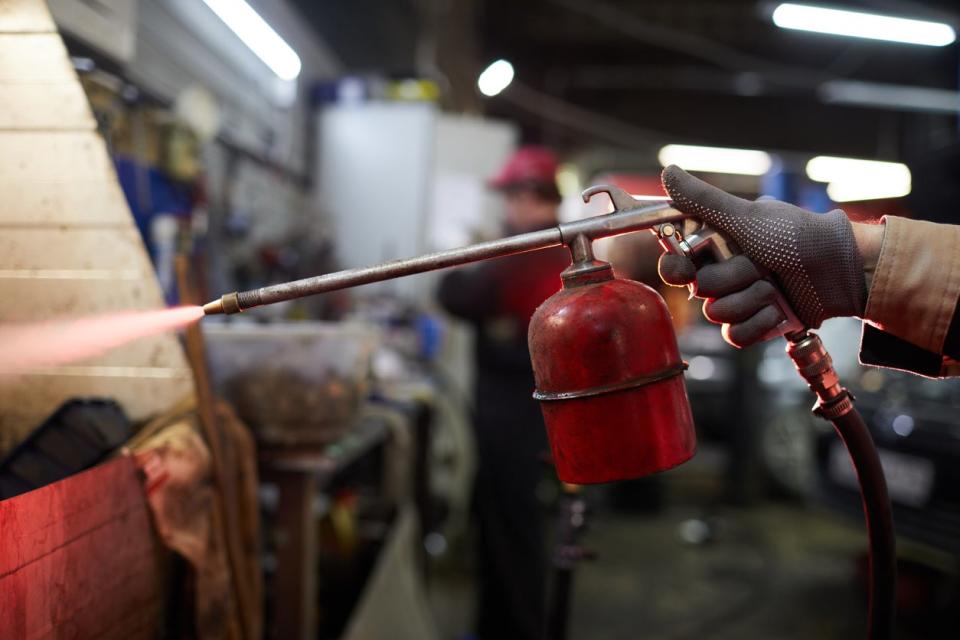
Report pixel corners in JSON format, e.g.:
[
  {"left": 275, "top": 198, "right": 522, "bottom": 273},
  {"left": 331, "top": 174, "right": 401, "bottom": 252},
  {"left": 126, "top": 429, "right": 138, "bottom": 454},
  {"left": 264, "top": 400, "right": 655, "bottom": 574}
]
[{"left": 532, "top": 362, "right": 688, "bottom": 402}]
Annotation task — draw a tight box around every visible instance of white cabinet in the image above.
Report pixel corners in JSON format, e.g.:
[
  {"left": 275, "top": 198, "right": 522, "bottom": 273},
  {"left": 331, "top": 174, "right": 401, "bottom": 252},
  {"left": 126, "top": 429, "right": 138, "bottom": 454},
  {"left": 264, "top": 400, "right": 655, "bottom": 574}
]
[{"left": 316, "top": 102, "right": 517, "bottom": 300}]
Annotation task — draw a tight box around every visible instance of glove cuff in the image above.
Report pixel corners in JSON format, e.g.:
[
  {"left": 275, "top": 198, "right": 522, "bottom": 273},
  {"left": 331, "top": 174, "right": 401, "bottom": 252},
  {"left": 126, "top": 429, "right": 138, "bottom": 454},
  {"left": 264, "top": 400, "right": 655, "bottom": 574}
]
[{"left": 799, "top": 209, "right": 867, "bottom": 326}]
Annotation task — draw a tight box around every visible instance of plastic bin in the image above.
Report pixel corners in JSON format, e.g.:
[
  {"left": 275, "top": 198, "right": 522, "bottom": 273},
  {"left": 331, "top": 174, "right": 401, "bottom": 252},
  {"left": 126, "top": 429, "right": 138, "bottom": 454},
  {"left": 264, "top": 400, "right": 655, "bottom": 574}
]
[{"left": 204, "top": 322, "right": 380, "bottom": 444}]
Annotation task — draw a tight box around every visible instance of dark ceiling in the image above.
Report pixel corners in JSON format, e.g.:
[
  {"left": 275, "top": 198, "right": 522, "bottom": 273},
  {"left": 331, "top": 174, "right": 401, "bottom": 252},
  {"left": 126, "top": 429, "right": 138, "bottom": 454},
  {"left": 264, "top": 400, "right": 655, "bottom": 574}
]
[
  {"left": 294, "top": 0, "right": 960, "bottom": 167},
  {"left": 291, "top": 0, "right": 422, "bottom": 74}
]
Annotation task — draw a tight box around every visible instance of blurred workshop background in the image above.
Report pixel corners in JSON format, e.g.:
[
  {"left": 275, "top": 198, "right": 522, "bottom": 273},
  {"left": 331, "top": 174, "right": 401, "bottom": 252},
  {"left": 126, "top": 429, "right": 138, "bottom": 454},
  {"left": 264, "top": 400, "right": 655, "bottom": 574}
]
[{"left": 1, "top": 0, "right": 960, "bottom": 639}]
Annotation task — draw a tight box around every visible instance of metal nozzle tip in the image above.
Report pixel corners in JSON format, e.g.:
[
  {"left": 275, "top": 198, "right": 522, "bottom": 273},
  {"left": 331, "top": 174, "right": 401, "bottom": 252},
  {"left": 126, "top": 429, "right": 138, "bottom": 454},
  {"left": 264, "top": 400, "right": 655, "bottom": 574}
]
[
  {"left": 203, "top": 299, "right": 224, "bottom": 315},
  {"left": 204, "top": 292, "right": 243, "bottom": 315}
]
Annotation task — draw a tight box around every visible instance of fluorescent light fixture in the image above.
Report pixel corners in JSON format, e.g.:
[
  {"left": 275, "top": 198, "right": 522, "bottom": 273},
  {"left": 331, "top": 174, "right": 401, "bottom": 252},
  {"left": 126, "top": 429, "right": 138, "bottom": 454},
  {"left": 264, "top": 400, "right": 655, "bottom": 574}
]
[
  {"left": 806, "top": 156, "right": 911, "bottom": 202},
  {"left": 478, "top": 59, "right": 515, "bottom": 97},
  {"left": 202, "top": 0, "right": 302, "bottom": 80},
  {"left": 772, "top": 3, "right": 956, "bottom": 47},
  {"left": 658, "top": 144, "right": 773, "bottom": 176},
  {"left": 819, "top": 80, "right": 960, "bottom": 114}
]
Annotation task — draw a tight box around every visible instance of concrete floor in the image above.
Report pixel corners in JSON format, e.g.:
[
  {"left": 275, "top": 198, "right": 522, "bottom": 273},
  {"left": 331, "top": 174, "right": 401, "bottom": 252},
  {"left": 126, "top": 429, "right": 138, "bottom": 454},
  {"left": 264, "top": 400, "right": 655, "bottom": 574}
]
[
  {"left": 565, "top": 502, "right": 865, "bottom": 640},
  {"left": 428, "top": 450, "right": 950, "bottom": 639}
]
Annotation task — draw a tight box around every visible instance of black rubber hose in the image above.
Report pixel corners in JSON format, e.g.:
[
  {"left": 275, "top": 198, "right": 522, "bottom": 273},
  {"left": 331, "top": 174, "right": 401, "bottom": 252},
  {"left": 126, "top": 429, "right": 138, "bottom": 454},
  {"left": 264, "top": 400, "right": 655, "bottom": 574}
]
[{"left": 829, "top": 406, "right": 897, "bottom": 640}]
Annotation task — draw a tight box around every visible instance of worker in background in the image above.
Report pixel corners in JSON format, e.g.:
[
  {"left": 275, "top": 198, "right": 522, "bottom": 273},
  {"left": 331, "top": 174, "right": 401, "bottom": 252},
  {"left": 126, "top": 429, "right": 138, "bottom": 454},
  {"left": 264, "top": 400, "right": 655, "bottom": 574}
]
[
  {"left": 438, "top": 147, "right": 571, "bottom": 640},
  {"left": 657, "top": 165, "right": 960, "bottom": 377}
]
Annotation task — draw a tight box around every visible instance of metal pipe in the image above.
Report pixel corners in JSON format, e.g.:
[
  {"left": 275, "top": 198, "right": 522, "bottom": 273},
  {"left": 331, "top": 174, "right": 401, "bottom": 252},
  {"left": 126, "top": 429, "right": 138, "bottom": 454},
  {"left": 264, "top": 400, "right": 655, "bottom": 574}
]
[
  {"left": 203, "top": 201, "right": 684, "bottom": 315},
  {"left": 545, "top": 485, "right": 591, "bottom": 640}
]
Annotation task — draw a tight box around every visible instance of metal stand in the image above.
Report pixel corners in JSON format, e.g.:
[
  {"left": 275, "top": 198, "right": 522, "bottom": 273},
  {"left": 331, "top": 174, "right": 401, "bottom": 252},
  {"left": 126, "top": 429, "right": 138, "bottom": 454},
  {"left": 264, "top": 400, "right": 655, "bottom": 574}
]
[{"left": 544, "top": 484, "right": 594, "bottom": 640}]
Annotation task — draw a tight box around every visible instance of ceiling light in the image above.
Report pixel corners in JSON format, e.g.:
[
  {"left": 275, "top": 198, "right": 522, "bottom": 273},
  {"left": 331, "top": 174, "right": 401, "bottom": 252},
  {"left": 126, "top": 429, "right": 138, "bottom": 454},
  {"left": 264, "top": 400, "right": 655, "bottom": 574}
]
[
  {"left": 820, "top": 80, "right": 960, "bottom": 114},
  {"left": 657, "top": 144, "right": 773, "bottom": 176},
  {"left": 806, "top": 156, "right": 911, "bottom": 202},
  {"left": 772, "top": 3, "right": 956, "bottom": 47},
  {"left": 202, "top": 0, "right": 302, "bottom": 80},
  {"left": 478, "top": 59, "right": 515, "bottom": 97}
]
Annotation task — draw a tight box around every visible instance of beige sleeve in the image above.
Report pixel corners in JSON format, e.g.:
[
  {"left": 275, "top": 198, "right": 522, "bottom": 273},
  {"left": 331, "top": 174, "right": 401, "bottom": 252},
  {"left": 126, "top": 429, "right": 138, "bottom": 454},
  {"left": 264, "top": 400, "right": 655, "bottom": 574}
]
[{"left": 864, "top": 216, "right": 960, "bottom": 354}]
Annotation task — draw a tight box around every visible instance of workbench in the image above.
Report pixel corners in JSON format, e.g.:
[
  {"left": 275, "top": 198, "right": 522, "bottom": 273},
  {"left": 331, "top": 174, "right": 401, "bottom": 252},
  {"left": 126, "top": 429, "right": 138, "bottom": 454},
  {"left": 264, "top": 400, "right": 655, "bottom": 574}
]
[{"left": 258, "top": 402, "right": 436, "bottom": 640}]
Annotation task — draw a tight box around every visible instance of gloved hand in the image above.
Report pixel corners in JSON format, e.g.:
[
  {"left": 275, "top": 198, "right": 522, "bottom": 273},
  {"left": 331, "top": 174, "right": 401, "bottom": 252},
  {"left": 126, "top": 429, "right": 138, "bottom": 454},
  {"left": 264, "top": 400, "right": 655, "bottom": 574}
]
[{"left": 658, "top": 165, "right": 867, "bottom": 347}]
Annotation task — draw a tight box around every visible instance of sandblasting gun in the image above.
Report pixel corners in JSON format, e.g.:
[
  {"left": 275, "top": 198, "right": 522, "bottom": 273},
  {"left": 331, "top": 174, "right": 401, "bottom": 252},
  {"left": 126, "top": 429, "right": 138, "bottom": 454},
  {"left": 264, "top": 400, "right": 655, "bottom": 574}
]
[{"left": 203, "top": 185, "right": 895, "bottom": 639}]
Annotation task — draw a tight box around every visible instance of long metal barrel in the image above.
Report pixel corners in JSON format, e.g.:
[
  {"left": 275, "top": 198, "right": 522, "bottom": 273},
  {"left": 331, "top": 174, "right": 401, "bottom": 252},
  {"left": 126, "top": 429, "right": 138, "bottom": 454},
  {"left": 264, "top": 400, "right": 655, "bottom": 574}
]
[{"left": 204, "top": 201, "right": 683, "bottom": 315}]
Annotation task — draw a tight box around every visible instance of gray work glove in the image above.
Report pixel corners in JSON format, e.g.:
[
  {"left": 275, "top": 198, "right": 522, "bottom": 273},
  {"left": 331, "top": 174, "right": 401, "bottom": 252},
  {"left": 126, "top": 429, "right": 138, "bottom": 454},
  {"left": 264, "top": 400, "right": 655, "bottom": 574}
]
[{"left": 659, "top": 165, "right": 867, "bottom": 348}]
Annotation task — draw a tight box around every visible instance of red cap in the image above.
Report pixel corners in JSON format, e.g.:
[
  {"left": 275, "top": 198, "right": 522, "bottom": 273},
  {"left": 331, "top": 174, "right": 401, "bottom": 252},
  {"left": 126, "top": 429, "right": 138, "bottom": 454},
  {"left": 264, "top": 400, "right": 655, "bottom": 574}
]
[{"left": 488, "top": 146, "right": 559, "bottom": 189}]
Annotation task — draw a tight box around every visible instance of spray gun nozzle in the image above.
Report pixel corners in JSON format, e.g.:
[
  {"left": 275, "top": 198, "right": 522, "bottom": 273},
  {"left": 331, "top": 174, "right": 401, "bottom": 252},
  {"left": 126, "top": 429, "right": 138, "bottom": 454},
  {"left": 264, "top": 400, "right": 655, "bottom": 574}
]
[
  {"left": 202, "top": 292, "right": 243, "bottom": 315},
  {"left": 202, "top": 299, "right": 224, "bottom": 315}
]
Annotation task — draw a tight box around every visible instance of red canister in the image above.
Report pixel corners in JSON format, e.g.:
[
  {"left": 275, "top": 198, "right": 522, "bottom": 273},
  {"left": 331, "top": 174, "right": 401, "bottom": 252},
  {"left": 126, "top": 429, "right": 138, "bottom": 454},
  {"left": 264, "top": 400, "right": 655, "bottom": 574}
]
[{"left": 528, "top": 241, "right": 696, "bottom": 484}]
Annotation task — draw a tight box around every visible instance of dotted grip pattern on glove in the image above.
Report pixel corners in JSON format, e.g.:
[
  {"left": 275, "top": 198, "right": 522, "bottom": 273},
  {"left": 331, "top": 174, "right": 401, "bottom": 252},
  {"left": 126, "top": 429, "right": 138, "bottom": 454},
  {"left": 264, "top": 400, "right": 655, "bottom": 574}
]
[{"left": 662, "top": 165, "right": 867, "bottom": 328}]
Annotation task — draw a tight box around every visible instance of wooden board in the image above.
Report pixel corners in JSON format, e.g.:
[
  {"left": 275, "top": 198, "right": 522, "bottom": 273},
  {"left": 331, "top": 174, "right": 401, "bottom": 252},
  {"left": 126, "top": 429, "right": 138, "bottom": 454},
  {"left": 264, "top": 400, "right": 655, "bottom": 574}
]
[
  {"left": 0, "top": 0, "right": 193, "bottom": 458},
  {"left": 0, "top": 34, "right": 75, "bottom": 83},
  {"left": 0, "top": 131, "right": 117, "bottom": 182},
  {"left": 0, "top": 83, "right": 96, "bottom": 130},
  {"left": 0, "top": 0, "right": 57, "bottom": 33},
  {"left": 0, "top": 227, "right": 153, "bottom": 269},
  {"left": 0, "top": 178, "right": 134, "bottom": 227},
  {"left": 0, "top": 132, "right": 135, "bottom": 228},
  {"left": 0, "top": 456, "right": 163, "bottom": 640},
  {"left": 0, "top": 226, "right": 164, "bottom": 314},
  {"left": 0, "top": 279, "right": 167, "bottom": 319}
]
